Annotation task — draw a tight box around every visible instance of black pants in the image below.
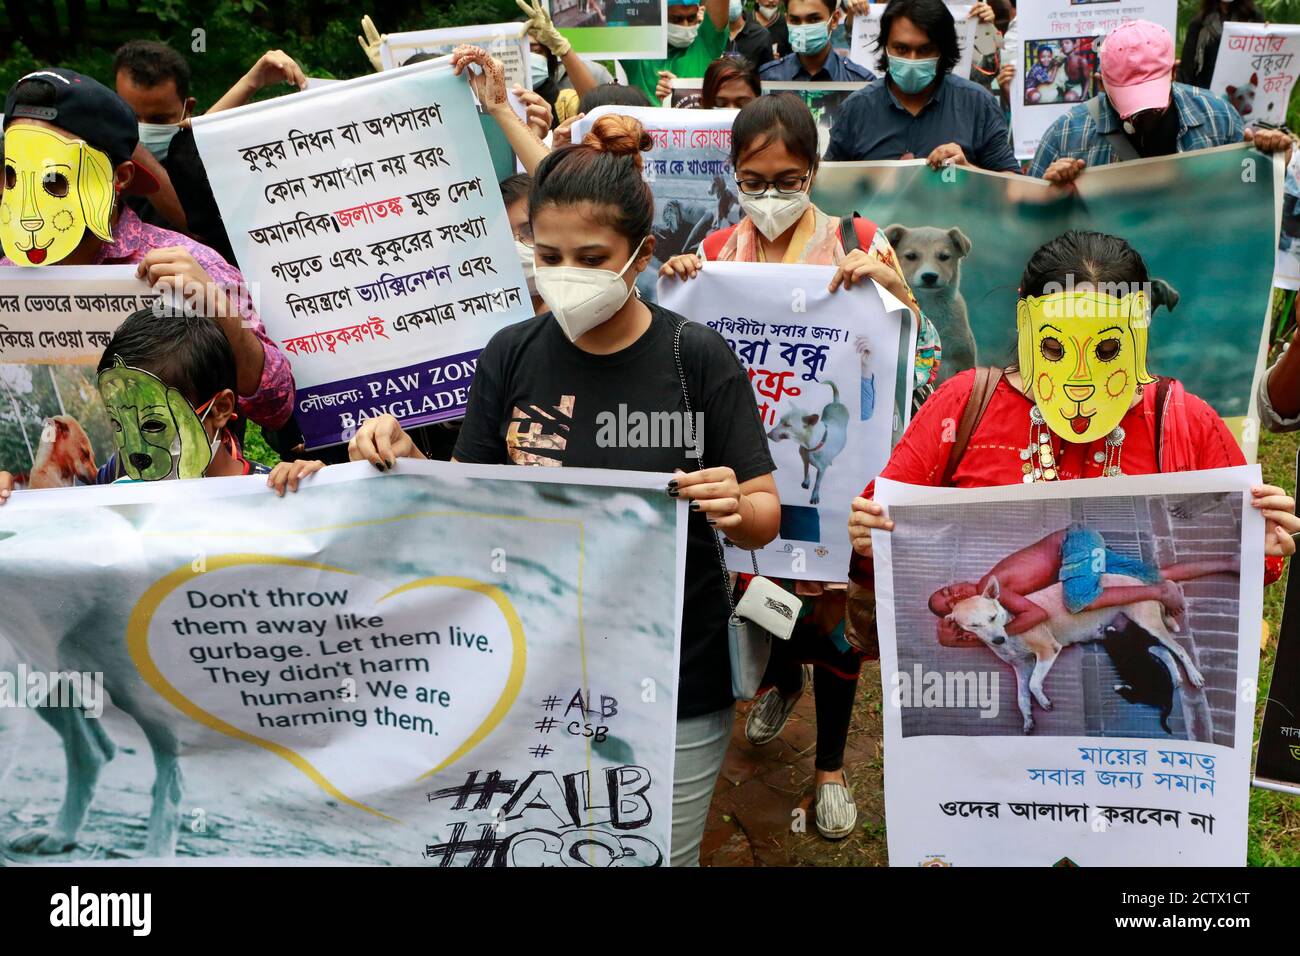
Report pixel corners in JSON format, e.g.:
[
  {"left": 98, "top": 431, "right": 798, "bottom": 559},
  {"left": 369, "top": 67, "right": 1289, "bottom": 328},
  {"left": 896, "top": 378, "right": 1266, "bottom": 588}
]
[{"left": 760, "top": 617, "right": 861, "bottom": 773}]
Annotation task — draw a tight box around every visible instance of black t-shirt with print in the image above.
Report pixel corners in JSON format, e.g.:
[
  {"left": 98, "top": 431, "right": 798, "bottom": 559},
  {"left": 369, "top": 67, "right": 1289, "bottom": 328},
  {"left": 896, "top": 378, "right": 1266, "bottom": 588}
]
[{"left": 454, "top": 302, "right": 776, "bottom": 718}]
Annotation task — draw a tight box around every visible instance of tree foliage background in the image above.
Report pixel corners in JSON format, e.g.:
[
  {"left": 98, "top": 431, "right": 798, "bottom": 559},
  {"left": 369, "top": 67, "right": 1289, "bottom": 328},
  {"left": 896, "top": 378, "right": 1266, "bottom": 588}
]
[
  {"left": 1, "top": 1, "right": 1298, "bottom": 120},
  {"left": 0, "top": 0, "right": 522, "bottom": 105}
]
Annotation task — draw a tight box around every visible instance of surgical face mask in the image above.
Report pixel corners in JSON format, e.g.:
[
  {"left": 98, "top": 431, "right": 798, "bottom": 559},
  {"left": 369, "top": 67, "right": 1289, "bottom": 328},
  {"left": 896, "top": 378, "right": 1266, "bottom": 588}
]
[
  {"left": 667, "top": 22, "right": 701, "bottom": 49},
  {"left": 529, "top": 51, "right": 550, "bottom": 89},
  {"left": 789, "top": 20, "right": 831, "bottom": 55},
  {"left": 739, "top": 185, "right": 811, "bottom": 241},
  {"left": 536, "top": 237, "right": 647, "bottom": 341},
  {"left": 889, "top": 55, "right": 940, "bottom": 94},
  {"left": 138, "top": 121, "right": 183, "bottom": 161},
  {"left": 515, "top": 239, "right": 538, "bottom": 295},
  {"left": 757, "top": 3, "right": 780, "bottom": 17},
  {"left": 729, "top": 0, "right": 744, "bottom": 20}
]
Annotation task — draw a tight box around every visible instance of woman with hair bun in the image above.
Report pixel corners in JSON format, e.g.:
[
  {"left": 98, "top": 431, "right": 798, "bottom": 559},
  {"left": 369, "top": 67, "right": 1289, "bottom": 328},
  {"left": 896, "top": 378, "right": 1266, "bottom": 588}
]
[
  {"left": 660, "top": 91, "right": 941, "bottom": 841},
  {"left": 349, "top": 111, "right": 782, "bottom": 867}
]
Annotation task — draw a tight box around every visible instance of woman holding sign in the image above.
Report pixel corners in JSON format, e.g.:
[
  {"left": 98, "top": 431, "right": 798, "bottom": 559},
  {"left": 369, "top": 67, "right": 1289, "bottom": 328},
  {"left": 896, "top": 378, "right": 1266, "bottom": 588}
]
[
  {"left": 659, "top": 91, "right": 940, "bottom": 840},
  {"left": 348, "top": 110, "right": 782, "bottom": 868},
  {"left": 848, "top": 230, "right": 1299, "bottom": 598}
]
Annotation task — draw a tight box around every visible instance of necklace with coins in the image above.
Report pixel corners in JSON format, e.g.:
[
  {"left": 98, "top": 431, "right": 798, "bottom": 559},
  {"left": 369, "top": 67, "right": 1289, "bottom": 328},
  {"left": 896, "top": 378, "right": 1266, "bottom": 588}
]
[{"left": 1019, "top": 406, "right": 1126, "bottom": 483}]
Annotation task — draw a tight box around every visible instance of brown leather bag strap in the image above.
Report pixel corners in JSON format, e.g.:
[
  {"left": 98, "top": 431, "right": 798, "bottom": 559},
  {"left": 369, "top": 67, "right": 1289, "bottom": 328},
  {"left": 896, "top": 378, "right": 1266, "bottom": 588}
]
[
  {"left": 1152, "top": 375, "right": 1172, "bottom": 473},
  {"left": 940, "top": 367, "right": 1004, "bottom": 486}
]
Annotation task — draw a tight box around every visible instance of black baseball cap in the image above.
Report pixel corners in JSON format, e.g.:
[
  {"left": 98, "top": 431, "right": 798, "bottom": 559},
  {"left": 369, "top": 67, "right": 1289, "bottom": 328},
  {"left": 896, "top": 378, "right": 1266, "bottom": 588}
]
[{"left": 2, "top": 68, "right": 159, "bottom": 194}]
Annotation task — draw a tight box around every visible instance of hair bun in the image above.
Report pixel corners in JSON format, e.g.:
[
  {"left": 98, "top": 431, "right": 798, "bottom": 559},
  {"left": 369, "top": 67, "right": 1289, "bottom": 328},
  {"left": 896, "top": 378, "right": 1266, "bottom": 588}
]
[{"left": 583, "top": 114, "right": 653, "bottom": 169}]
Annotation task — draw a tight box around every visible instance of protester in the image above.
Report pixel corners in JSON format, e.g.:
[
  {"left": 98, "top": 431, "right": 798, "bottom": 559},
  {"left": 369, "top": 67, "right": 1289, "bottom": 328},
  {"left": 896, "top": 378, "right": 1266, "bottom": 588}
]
[
  {"left": 113, "top": 40, "right": 293, "bottom": 264},
  {"left": 515, "top": 0, "right": 602, "bottom": 107},
  {"left": 501, "top": 173, "right": 545, "bottom": 316},
  {"left": 1030, "top": 20, "right": 1290, "bottom": 184},
  {"left": 553, "top": 82, "right": 655, "bottom": 148},
  {"left": 702, "top": 56, "right": 764, "bottom": 108},
  {"left": 0, "top": 69, "right": 295, "bottom": 433},
  {"left": 659, "top": 92, "right": 941, "bottom": 840},
  {"left": 0, "top": 310, "right": 318, "bottom": 501},
  {"left": 1258, "top": 298, "right": 1300, "bottom": 433},
  {"left": 346, "top": 113, "right": 780, "bottom": 866},
  {"left": 825, "top": 0, "right": 1020, "bottom": 172},
  {"left": 848, "top": 232, "right": 1298, "bottom": 593},
  {"left": 754, "top": 0, "right": 792, "bottom": 57},
  {"left": 627, "top": 0, "right": 732, "bottom": 106},
  {"left": 110, "top": 41, "right": 196, "bottom": 238},
  {"left": 725, "top": 0, "right": 776, "bottom": 67},
  {"left": 759, "top": 0, "right": 874, "bottom": 82},
  {"left": 1179, "top": 0, "right": 1266, "bottom": 90}
]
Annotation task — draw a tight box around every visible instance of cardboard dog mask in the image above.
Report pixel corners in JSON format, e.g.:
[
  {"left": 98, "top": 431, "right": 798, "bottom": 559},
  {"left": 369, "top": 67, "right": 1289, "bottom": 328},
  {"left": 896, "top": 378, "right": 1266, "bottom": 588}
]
[
  {"left": 0, "top": 125, "right": 115, "bottom": 266},
  {"left": 97, "top": 359, "right": 215, "bottom": 481},
  {"left": 1016, "top": 289, "right": 1156, "bottom": 444}
]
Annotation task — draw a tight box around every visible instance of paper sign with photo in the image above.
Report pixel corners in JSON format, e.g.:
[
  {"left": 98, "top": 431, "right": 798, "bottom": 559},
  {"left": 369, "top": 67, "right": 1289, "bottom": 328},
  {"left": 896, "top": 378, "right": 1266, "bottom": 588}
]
[{"left": 873, "top": 467, "right": 1264, "bottom": 865}]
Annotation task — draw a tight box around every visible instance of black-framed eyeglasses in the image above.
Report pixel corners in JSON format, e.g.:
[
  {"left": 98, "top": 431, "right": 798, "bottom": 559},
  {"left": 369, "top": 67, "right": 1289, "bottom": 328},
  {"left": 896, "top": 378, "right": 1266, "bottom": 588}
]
[{"left": 735, "top": 172, "right": 811, "bottom": 196}]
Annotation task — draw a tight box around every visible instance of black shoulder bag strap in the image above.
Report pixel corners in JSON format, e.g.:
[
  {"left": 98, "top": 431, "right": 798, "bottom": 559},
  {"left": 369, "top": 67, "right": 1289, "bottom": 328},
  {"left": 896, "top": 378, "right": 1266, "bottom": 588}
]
[{"left": 673, "top": 319, "right": 761, "bottom": 593}]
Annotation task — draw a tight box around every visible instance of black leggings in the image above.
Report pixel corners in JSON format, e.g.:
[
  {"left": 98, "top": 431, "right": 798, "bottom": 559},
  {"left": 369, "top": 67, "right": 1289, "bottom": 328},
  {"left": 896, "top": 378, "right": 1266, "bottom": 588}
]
[{"left": 760, "top": 617, "right": 861, "bottom": 773}]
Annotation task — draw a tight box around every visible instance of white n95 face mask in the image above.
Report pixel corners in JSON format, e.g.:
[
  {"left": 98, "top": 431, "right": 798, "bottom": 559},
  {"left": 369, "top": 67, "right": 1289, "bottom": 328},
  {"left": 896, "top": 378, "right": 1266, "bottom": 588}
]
[
  {"left": 536, "top": 237, "right": 647, "bottom": 342},
  {"left": 739, "top": 186, "right": 811, "bottom": 241},
  {"left": 515, "top": 239, "right": 538, "bottom": 295}
]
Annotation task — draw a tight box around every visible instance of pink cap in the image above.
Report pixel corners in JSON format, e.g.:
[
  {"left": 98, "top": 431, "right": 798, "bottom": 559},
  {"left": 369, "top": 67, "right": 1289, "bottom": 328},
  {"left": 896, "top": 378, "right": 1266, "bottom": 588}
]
[{"left": 1100, "top": 20, "right": 1174, "bottom": 120}]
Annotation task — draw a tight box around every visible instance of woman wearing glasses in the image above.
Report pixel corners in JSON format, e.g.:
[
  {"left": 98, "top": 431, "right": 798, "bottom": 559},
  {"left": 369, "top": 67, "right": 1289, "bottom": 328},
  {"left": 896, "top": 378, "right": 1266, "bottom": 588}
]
[{"left": 659, "top": 92, "right": 941, "bottom": 841}]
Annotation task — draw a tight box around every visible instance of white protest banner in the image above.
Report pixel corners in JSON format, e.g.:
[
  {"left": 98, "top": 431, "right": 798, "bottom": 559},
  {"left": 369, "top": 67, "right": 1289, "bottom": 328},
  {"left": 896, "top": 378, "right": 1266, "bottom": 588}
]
[
  {"left": 546, "top": 0, "right": 667, "bottom": 60},
  {"left": 872, "top": 467, "right": 1264, "bottom": 865},
  {"left": 1211, "top": 21, "right": 1300, "bottom": 131},
  {"left": 1010, "top": 0, "right": 1177, "bottom": 161},
  {"left": 0, "top": 265, "right": 156, "bottom": 483},
  {"left": 670, "top": 79, "right": 863, "bottom": 156},
  {"left": 192, "top": 58, "right": 533, "bottom": 449},
  {"left": 849, "top": 3, "right": 976, "bottom": 76},
  {"left": 380, "top": 21, "right": 531, "bottom": 90},
  {"left": 0, "top": 460, "right": 684, "bottom": 864},
  {"left": 659, "top": 261, "right": 913, "bottom": 581},
  {"left": 574, "top": 105, "right": 738, "bottom": 302}
]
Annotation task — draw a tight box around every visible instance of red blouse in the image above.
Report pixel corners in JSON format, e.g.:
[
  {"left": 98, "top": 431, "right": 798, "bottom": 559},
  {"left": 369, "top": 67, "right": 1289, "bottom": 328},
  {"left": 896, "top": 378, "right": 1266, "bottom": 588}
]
[{"left": 848, "top": 369, "right": 1284, "bottom": 586}]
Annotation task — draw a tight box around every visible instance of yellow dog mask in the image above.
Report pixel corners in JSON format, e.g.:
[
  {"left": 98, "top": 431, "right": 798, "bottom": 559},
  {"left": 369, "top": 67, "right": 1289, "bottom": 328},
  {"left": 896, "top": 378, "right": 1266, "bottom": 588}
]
[
  {"left": 1016, "top": 289, "right": 1156, "bottom": 444},
  {"left": 0, "top": 125, "right": 115, "bottom": 266}
]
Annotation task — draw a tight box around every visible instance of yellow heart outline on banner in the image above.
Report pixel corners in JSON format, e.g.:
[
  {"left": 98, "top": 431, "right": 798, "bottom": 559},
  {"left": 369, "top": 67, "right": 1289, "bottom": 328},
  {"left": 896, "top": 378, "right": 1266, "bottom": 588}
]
[{"left": 126, "top": 555, "right": 528, "bottom": 821}]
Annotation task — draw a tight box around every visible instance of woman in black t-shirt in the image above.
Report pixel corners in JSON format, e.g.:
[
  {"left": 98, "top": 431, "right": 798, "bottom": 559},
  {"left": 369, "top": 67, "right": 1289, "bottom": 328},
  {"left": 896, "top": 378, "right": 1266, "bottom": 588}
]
[{"left": 349, "top": 113, "right": 781, "bottom": 867}]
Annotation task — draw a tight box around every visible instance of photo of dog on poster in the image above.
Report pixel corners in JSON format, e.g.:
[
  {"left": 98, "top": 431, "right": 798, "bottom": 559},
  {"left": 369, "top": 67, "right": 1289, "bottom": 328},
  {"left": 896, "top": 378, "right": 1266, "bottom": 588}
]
[{"left": 884, "top": 489, "right": 1246, "bottom": 743}]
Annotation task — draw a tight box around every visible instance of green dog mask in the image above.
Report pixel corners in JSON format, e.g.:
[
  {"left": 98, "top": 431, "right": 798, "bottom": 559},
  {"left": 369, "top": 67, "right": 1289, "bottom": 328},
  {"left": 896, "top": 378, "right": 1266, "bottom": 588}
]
[{"left": 97, "top": 358, "right": 215, "bottom": 480}]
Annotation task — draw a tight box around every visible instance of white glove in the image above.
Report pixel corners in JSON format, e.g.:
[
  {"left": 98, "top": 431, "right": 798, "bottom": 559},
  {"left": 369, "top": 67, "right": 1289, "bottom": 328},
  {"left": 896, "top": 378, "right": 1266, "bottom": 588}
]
[{"left": 358, "top": 14, "right": 386, "bottom": 72}]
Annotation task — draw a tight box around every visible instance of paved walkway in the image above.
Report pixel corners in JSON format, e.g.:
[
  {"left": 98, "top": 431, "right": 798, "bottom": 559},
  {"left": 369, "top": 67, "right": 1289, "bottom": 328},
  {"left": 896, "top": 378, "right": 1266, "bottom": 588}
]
[{"left": 701, "top": 661, "right": 889, "bottom": 866}]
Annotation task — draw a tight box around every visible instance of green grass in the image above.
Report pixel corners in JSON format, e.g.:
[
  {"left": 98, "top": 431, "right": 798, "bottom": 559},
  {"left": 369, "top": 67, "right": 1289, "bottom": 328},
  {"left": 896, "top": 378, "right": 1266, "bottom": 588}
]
[{"left": 241, "top": 421, "right": 280, "bottom": 468}]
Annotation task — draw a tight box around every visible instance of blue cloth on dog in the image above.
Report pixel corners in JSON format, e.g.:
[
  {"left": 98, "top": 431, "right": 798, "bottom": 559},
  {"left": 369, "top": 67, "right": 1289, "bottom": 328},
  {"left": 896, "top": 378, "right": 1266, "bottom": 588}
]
[{"left": 1058, "top": 523, "right": 1160, "bottom": 614}]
